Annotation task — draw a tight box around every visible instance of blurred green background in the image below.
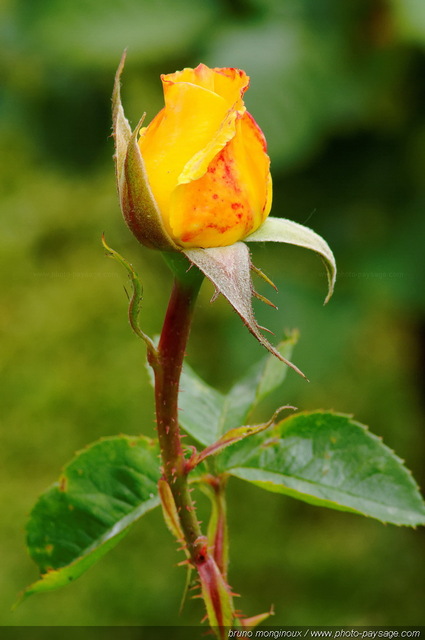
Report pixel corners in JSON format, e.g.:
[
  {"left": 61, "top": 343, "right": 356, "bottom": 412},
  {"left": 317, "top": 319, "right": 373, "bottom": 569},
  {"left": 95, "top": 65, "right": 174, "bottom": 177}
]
[{"left": 1, "top": 0, "right": 425, "bottom": 628}]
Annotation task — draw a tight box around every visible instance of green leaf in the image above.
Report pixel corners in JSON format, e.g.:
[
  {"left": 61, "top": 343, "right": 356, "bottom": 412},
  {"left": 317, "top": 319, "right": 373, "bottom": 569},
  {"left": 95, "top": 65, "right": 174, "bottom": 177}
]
[
  {"left": 19, "top": 436, "right": 161, "bottom": 603},
  {"left": 225, "top": 412, "right": 425, "bottom": 526},
  {"left": 178, "top": 362, "right": 225, "bottom": 446},
  {"left": 245, "top": 217, "right": 336, "bottom": 304}
]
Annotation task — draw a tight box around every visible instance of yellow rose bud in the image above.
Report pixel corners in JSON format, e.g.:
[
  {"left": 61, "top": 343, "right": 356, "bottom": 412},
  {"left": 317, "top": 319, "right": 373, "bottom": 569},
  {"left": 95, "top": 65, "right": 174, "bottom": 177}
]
[{"left": 121, "top": 63, "right": 271, "bottom": 250}]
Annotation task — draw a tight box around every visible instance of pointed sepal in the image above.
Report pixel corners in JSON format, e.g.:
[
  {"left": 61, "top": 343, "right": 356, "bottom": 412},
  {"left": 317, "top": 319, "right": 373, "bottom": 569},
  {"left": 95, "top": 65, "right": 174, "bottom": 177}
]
[
  {"left": 184, "top": 243, "right": 306, "bottom": 378},
  {"left": 112, "top": 52, "right": 178, "bottom": 251},
  {"left": 112, "top": 50, "right": 132, "bottom": 200},
  {"left": 123, "top": 119, "right": 178, "bottom": 250}
]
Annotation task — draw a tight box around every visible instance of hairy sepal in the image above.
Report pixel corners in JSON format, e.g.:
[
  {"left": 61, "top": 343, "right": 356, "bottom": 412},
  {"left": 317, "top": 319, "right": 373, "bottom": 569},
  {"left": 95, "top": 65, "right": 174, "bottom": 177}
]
[
  {"left": 113, "top": 51, "right": 178, "bottom": 251},
  {"left": 183, "top": 243, "right": 305, "bottom": 378},
  {"left": 124, "top": 122, "right": 178, "bottom": 250},
  {"left": 112, "top": 51, "right": 132, "bottom": 200}
]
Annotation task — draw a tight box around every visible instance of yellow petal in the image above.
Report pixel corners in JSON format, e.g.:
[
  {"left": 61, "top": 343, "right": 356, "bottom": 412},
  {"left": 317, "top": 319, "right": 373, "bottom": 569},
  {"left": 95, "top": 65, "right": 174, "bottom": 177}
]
[
  {"left": 170, "top": 111, "right": 271, "bottom": 248},
  {"left": 178, "top": 107, "right": 239, "bottom": 185},
  {"left": 232, "top": 111, "right": 272, "bottom": 225},
  {"left": 139, "top": 81, "right": 230, "bottom": 236},
  {"left": 137, "top": 64, "right": 270, "bottom": 249},
  {"left": 165, "top": 64, "right": 249, "bottom": 110}
]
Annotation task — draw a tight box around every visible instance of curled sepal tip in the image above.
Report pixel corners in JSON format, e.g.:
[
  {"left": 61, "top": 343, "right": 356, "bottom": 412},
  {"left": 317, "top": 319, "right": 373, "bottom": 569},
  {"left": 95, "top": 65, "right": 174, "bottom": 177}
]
[
  {"left": 245, "top": 216, "right": 337, "bottom": 304},
  {"left": 102, "top": 235, "right": 157, "bottom": 361}
]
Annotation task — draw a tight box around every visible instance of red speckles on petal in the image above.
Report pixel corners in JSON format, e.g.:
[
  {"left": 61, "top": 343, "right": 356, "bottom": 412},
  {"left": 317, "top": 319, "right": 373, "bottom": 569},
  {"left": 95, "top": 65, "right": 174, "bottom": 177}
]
[
  {"left": 213, "top": 151, "right": 241, "bottom": 194},
  {"left": 206, "top": 222, "right": 232, "bottom": 234},
  {"left": 171, "top": 116, "right": 268, "bottom": 247},
  {"left": 180, "top": 231, "right": 197, "bottom": 243}
]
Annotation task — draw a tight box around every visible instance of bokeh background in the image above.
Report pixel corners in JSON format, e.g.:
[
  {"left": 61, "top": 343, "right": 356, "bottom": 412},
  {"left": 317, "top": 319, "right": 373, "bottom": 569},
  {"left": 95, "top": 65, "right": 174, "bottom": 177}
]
[{"left": 1, "top": 0, "right": 425, "bottom": 628}]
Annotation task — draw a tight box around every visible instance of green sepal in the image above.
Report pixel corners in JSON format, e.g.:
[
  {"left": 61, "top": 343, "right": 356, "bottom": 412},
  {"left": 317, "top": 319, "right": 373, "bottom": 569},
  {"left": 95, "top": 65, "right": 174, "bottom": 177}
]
[
  {"left": 184, "top": 244, "right": 306, "bottom": 378},
  {"left": 123, "top": 119, "right": 178, "bottom": 251},
  {"left": 112, "top": 51, "right": 178, "bottom": 252},
  {"left": 112, "top": 50, "right": 132, "bottom": 199},
  {"left": 245, "top": 216, "right": 337, "bottom": 304}
]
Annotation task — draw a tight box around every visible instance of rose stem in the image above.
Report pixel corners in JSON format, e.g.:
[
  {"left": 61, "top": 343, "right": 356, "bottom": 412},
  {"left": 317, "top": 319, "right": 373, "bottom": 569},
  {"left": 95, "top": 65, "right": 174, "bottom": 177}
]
[{"left": 149, "top": 272, "right": 206, "bottom": 560}]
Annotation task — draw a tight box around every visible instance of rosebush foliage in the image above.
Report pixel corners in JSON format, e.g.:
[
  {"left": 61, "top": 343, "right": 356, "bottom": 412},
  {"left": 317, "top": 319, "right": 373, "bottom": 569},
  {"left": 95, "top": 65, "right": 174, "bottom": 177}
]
[{"left": 2, "top": 0, "right": 425, "bottom": 627}]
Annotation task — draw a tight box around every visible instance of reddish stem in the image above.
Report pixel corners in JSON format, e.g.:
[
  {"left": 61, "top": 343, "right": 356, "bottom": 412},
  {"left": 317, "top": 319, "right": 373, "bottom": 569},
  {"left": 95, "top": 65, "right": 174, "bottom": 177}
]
[
  {"left": 149, "top": 275, "right": 205, "bottom": 559},
  {"left": 149, "top": 272, "right": 235, "bottom": 634}
]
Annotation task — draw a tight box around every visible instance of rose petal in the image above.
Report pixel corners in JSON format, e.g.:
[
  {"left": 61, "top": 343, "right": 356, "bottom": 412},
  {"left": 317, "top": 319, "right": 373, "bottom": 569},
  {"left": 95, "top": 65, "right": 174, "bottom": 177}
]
[
  {"left": 170, "top": 112, "right": 271, "bottom": 248},
  {"left": 139, "top": 82, "right": 229, "bottom": 229},
  {"left": 164, "top": 64, "right": 249, "bottom": 109}
]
